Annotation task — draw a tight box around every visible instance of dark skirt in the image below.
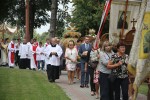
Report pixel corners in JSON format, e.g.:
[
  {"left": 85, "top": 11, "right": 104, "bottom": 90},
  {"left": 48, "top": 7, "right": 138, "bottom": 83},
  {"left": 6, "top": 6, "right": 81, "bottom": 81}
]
[
  {"left": 20, "top": 58, "right": 28, "bottom": 69},
  {"left": 47, "top": 64, "right": 60, "bottom": 81}
]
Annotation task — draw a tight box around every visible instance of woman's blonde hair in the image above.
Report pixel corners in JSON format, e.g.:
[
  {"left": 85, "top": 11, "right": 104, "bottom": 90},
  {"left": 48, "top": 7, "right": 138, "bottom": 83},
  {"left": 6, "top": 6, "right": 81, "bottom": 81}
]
[
  {"left": 101, "top": 41, "right": 112, "bottom": 51},
  {"left": 68, "top": 40, "right": 75, "bottom": 47}
]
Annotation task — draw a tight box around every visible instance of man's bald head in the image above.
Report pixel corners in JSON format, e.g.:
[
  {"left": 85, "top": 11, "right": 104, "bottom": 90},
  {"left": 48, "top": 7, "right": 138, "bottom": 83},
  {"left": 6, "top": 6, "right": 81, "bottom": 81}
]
[{"left": 51, "top": 38, "right": 57, "bottom": 45}]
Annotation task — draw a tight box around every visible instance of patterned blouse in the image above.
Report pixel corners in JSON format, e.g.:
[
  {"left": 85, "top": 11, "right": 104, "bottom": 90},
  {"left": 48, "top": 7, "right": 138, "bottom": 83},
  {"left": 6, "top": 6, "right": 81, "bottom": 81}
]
[
  {"left": 90, "top": 49, "right": 100, "bottom": 62},
  {"left": 111, "top": 53, "right": 129, "bottom": 79}
]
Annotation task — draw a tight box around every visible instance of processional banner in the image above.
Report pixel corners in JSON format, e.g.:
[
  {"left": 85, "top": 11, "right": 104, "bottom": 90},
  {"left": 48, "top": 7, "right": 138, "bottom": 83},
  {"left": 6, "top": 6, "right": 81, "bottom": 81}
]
[
  {"left": 139, "top": 1, "right": 150, "bottom": 59},
  {"left": 109, "top": 0, "right": 141, "bottom": 43},
  {"left": 128, "top": 0, "right": 150, "bottom": 72}
]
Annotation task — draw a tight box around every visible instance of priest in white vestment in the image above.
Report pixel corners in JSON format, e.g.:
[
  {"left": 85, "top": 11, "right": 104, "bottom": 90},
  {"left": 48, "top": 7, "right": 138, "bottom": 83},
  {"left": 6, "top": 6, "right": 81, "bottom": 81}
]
[
  {"left": 27, "top": 41, "right": 33, "bottom": 69},
  {"left": 27, "top": 40, "right": 37, "bottom": 70},
  {"left": 15, "top": 39, "right": 21, "bottom": 66},
  {"left": 8, "top": 39, "right": 16, "bottom": 68},
  {"left": 45, "top": 38, "right": 63, "bottom": 82},
  {"left": 18, "top": 39, "right": 28, "bottom": 69},
  {"left": 43, "top": 38, "right": 50, "bottom": 70}
]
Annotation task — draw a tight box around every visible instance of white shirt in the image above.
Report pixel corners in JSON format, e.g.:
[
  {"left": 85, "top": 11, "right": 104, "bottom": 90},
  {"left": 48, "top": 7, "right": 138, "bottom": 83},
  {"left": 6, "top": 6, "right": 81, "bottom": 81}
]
[
  {"left": 43, "top": 43, "right": 49, "bottom": 55},
  {"left": 36, "top": 46, "right": 45, "bottom": 61},
  {"left": 27, "top": 42, "right": 32, "bottom": 58},
  {"left": 19, "top": 43, "right": 28, "bottom": 59},
  {"left": 45, "top": 44, "right": 63, "bottom": 66},
  {"left": 15, "top": 43, "right": 20, "bottom": 52}
]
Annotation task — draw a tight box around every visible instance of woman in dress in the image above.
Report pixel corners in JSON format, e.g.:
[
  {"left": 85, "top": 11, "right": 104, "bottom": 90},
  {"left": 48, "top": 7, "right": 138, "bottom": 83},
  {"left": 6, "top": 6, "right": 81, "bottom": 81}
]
[
  {"left": 65, "top": 40, "right": 78, "bottom": 84},
  {"left": 89, "top": 43, "right": 100, "bottom": 98}
]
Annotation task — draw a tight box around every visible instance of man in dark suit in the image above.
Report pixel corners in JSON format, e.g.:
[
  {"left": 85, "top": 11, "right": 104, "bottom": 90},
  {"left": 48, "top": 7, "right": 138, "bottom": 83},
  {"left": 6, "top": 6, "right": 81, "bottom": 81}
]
[{"left": 78, "top": 36, "right": 92, "bottom": 88}]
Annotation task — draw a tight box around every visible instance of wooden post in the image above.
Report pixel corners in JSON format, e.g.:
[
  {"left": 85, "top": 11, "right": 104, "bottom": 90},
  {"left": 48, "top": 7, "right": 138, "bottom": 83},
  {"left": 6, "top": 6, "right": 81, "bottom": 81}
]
[
  {"left": 17, "top": 25, "right": 20, "bottom": 40},
  {"left": 25, "top": 0, "right": 30, "bottom": 42},
  {"left": 2, "top": 23, "right": 4, "bottom": 40},
  {"left": 120, "top": 0, "right": 129, "bottom": 40}
]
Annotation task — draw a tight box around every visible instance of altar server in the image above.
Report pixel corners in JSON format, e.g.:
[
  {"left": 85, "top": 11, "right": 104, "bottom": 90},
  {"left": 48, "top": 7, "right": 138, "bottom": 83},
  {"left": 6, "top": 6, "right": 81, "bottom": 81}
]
[{"left": 45, "top": 38, "right": 63, "bottom": 82}]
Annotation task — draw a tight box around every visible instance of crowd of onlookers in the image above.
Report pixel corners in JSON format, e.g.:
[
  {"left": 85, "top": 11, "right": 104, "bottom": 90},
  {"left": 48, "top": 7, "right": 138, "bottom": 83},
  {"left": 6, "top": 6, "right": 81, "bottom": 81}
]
[{"left": 0, "top": 36, "right": 141, "bottom": 100}]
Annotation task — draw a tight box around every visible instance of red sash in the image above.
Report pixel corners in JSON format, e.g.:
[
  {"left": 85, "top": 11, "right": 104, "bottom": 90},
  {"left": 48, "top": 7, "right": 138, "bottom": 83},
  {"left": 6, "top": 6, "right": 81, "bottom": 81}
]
[
  {"left": 36, "top": 42, "right": 38, "bottom": 46},
  {"left": 11, "top": 43, "right": 15, "bottom": 63},
  {"left": 33, "top": 45, "right": 37, "bottom": 66},
  {"left": 46, "top": 43, "right": 48, "bottom": 47}
]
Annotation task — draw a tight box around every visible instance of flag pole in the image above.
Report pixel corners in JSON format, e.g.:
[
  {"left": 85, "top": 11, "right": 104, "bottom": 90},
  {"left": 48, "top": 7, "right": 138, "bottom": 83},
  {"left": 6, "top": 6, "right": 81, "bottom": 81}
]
[{"left": 120, "top": 0, "right": 129, "bottom": 40}]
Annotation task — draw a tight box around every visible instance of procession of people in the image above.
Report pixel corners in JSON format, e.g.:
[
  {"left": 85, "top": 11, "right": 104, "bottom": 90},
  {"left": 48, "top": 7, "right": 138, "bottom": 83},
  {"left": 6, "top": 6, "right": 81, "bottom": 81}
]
[{"left": 0, "top": 35, "right": 138, "bottom": 100}]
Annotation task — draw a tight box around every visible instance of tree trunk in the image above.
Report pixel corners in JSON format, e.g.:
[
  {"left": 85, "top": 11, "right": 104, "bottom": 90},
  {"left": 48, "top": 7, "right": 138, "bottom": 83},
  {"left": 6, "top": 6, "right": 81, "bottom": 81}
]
[
  {"left": 49, "top": 0, "right": 58, "bottom": 38},
  {"left": 25, "top": 0, "right": 30, "bottom": 42},
  {"left": 29, "top": 0, "right": 35, "bottom": 39}
]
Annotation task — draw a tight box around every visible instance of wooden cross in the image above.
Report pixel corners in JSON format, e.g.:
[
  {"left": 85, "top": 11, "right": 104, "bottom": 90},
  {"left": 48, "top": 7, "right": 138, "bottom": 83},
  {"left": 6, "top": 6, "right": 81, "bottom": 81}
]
[{"left": 131, "top": 18, "right": 137, "bottom": 29}]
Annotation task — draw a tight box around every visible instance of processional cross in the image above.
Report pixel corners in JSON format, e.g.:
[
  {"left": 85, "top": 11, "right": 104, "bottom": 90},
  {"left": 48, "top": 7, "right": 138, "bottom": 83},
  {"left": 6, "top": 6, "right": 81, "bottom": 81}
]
[{"left": 131, "top": 18, "right": 137, "bottom": 30}]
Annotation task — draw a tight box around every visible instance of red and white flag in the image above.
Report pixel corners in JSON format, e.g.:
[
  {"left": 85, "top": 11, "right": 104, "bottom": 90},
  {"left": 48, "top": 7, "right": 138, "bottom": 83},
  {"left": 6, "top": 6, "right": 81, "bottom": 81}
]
[{"left": 94, "top": 0, "right": 112, "bottom": 49}]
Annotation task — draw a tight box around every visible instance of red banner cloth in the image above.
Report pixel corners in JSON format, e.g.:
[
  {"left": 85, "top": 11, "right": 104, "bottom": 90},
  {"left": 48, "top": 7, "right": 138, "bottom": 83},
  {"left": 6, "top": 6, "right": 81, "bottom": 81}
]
[
  {"left": 94, "top": 0, "right": 112, "bottom": 49},
  {"left": 33, "top": 45, "right": 37, "bottom": 66},
  {"left": 11, "top": 43, "right": 15, "bottom": 63}
]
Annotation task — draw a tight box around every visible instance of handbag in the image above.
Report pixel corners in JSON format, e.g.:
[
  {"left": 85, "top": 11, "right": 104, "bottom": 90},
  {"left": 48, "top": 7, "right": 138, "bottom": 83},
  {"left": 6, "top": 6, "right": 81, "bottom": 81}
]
[
  {"left": 89, "top": 49, "right": 99, "bottom": 69},
  {"left": 108, "top": 72, "right": 117, "bottom": 83},
  {"left": 89, "top": 61, "right": 99, "bottom": 69}
]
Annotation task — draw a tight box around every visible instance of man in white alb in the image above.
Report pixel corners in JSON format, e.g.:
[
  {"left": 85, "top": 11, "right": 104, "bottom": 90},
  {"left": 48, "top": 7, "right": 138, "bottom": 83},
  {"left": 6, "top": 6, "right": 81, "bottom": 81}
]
[
  {"left": 18, "top": 39, "right": 28, "bottom": 69},
  {"left": 45, "top": 38, "right": 63, "bottom": 82}
]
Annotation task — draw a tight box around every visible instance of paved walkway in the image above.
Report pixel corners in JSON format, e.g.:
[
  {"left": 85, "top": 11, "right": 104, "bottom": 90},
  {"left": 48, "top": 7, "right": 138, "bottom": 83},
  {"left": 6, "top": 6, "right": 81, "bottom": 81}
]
[{"left": 56, "top": 71, "right": 147, "bottom": 100}]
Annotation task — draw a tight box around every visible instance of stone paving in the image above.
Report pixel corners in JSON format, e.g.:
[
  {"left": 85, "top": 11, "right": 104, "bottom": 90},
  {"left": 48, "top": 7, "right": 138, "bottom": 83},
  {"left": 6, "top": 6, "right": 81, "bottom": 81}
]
[{"left": 56, "top": 71, "right": 147, "bottom": 100}]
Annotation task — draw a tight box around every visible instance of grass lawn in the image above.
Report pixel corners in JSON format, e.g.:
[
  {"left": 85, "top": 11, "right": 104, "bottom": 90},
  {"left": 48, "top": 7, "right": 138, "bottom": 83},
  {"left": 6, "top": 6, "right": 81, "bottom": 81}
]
[
  {"left": 0, "top": 67, "right": 70, "bottom": 100},
  {"left": 139, "top": 83, "right": 148, "bottom": 96}
]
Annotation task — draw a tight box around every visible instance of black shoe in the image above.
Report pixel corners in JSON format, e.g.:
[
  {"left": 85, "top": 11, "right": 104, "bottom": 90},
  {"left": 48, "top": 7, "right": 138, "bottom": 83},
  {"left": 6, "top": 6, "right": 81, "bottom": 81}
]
[
  {"left": 49, "top": 79, "right": 54, "bottom": 83},
  {"left": 85, "top": 84, "right": 89, "bottom": 88},
  {"left": 49, "top": 80, "right": 52, "bottom": 82},
  {"left": 80, "top": 85, "right": 84, "bottom": 88}
]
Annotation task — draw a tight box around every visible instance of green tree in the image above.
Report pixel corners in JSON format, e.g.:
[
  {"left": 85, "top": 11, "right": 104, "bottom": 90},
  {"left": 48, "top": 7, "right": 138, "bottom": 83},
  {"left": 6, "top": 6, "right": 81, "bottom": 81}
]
[
  {"left": 0, "top": 0, "right": 16, "bottom": 23},
  {"left": 0, "top": 0, "right": 51, "bottom": 39},
  {"left": 38, "top": 32, "right": 49, "bottom": 43},
  {"left": 70, "top": 0, "right": 109, "bottom": 36},
  {"left": 49, "top": 0, "right": 70, "bottom": 38},
  {"left": 0, "top": 0, "right": 70, "bottom": 40}
]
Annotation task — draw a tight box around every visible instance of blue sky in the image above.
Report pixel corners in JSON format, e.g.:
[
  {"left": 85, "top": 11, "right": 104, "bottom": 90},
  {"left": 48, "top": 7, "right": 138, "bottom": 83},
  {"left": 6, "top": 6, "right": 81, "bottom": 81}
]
[{"left": 35, "top": 3, "right": 73, "bottom": 34}]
